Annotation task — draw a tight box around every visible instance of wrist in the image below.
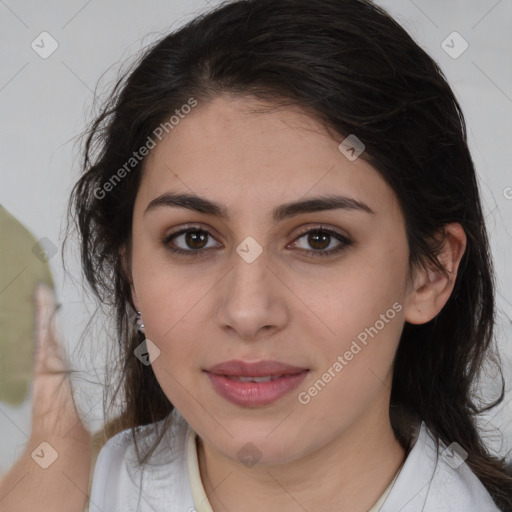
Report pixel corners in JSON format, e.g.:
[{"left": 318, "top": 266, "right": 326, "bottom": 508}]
[{"left": 27, "top": 427, "right": 92, "bottom": 458}]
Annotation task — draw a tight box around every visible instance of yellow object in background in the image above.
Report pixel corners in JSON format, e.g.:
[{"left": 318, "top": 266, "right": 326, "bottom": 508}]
[{"left": 0, "top": 205, "right": 54, "bottom": 405}]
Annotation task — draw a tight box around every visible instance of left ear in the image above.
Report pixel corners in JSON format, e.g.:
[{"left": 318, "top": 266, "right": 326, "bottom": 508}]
[{"left": 404, "top": 223, "right": 467, "bottom": 325}]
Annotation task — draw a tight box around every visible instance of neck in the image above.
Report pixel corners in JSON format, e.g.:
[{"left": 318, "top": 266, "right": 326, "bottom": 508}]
[{"left": 197, "top": 391, "right": 405, "bottom": 512}]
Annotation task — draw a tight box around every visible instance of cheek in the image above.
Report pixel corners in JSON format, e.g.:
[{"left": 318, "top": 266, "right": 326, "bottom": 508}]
[
  {"left": 138, "top": 279, "right": 210, "bottom": 372},
  {"left": 291, "top": 244, "right": 407, "bottom": 409},
  {"left": 130, "top": 256, "right": 213, "bottom": 389},
  {"left": 295, "top": 303, "right": 404, "bottom": 436},
  {"left": 294, "top": 243, "right": 408, "bottom": 347},
  {"left": 131, "top": 241, "right": 215, "bottom": 335}
]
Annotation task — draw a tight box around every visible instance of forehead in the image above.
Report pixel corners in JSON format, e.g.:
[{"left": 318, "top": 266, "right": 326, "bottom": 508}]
[{"left": 138, "top": 95, "right": 399, "bottom": 220}]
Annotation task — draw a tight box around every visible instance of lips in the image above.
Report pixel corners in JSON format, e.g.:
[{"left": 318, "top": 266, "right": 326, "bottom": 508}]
[
  {"left": 204, "top": 360, "right": 309, "bottom": 407},
  {"left": 205, "top": 359, "right": 308, "bottom": 377}
]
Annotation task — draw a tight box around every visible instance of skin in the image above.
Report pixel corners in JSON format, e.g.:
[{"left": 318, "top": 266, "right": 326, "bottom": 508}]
[{"left": 129, "top": 94, "right": 466, "bottom": 512}]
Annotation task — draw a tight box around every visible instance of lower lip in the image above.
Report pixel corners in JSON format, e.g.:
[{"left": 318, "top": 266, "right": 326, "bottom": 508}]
[{"left": 206, "top": 371, "right": 309, "bottom": 407}]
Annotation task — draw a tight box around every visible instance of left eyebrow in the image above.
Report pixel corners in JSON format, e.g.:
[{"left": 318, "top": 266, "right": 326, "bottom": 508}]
[
  {"left": 272, "top": 194, "right": 374, "bottom": 221},
  {"left": 143, "top": 192, "right": 375, "bottom": 221}
]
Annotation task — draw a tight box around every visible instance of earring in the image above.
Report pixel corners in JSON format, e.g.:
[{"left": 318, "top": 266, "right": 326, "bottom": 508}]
[{"left": 136, "top": 311, "right": 145, "bottom": 334}]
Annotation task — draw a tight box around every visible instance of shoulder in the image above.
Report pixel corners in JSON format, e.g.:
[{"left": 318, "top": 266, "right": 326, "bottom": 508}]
[
  {"left": 381, "top": 422, "right": 501, "bottom": 512},
  {"left": 426, "top": 433, "right": 502, "bottom": 512},
  {"left": 89, "top": 408, "right": 195, "bottom": 512}
]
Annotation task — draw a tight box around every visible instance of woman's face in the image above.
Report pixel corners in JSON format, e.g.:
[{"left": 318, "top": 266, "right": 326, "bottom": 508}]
[{"left": 130, "top": 94, "right": 415, "bottom": 464}]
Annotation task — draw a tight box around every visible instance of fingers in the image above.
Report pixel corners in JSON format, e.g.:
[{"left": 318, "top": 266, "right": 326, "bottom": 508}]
[
  {"left": 31, "top": 284, "right": 85, "bottom": 438},
  {"left": 33, "top": 283, "right": 65, "bottom": 375}
]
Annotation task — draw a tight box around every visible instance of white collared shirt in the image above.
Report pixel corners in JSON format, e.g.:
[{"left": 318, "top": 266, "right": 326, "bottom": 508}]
[{"left": 89, "top": 408, "right": 501, "bottom": 511}]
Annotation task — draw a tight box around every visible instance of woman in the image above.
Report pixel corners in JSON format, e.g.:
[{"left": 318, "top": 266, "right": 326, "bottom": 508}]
[
  {"left": 7, "top": 0, "right": 512, "bottom": 510},
  {"left": 72, "top": 0, "right": 512, "bottom": 510}
]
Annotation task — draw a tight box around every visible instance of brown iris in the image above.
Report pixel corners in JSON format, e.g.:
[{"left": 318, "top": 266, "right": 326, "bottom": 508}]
[
  {"left": 185, "top": 230, "right": 209, "bottom": 250},
  {"left": 307, "top": 231, "right": 330, "bottom": 251}
]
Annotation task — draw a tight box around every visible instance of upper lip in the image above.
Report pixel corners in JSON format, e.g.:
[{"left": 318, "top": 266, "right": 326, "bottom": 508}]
[{"left": 205, "top": 360, "right": 308, "bottom": 377}]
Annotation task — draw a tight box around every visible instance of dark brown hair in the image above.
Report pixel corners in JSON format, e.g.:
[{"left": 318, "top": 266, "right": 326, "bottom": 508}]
[{"left": 67, "top": 0, "right": 512, "bottom": 508}]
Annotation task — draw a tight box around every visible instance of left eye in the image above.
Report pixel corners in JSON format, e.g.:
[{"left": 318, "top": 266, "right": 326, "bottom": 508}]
[
  {"left": 289, "top": 228, "right": 351, "bottom": 256},
  {"left": 162, "top": 226, "right": 351, "bottom": 257}
]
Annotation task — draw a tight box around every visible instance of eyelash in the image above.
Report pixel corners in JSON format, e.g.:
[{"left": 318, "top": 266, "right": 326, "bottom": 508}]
[{"left": 161, "top": 224, "right": 352, "bottom": 259}]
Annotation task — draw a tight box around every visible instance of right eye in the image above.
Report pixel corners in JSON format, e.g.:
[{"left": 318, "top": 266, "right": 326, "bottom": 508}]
[{"left": 162, "top": 225, "right": 222, "bottom": 257}]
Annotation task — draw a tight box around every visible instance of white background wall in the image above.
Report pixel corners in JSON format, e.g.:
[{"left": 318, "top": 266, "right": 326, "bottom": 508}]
[{"left": 1, "top": 0, "right": 511, "bottom": 472}]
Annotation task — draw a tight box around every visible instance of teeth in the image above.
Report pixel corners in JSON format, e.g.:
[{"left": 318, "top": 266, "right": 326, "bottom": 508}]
[{"left": 229, "top": 375, "right": 282, "bottom": 383}]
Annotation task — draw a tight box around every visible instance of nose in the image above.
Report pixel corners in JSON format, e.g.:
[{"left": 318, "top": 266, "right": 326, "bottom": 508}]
[{"left": 215, "top": 244, "right": 289, "bottom": 342}]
